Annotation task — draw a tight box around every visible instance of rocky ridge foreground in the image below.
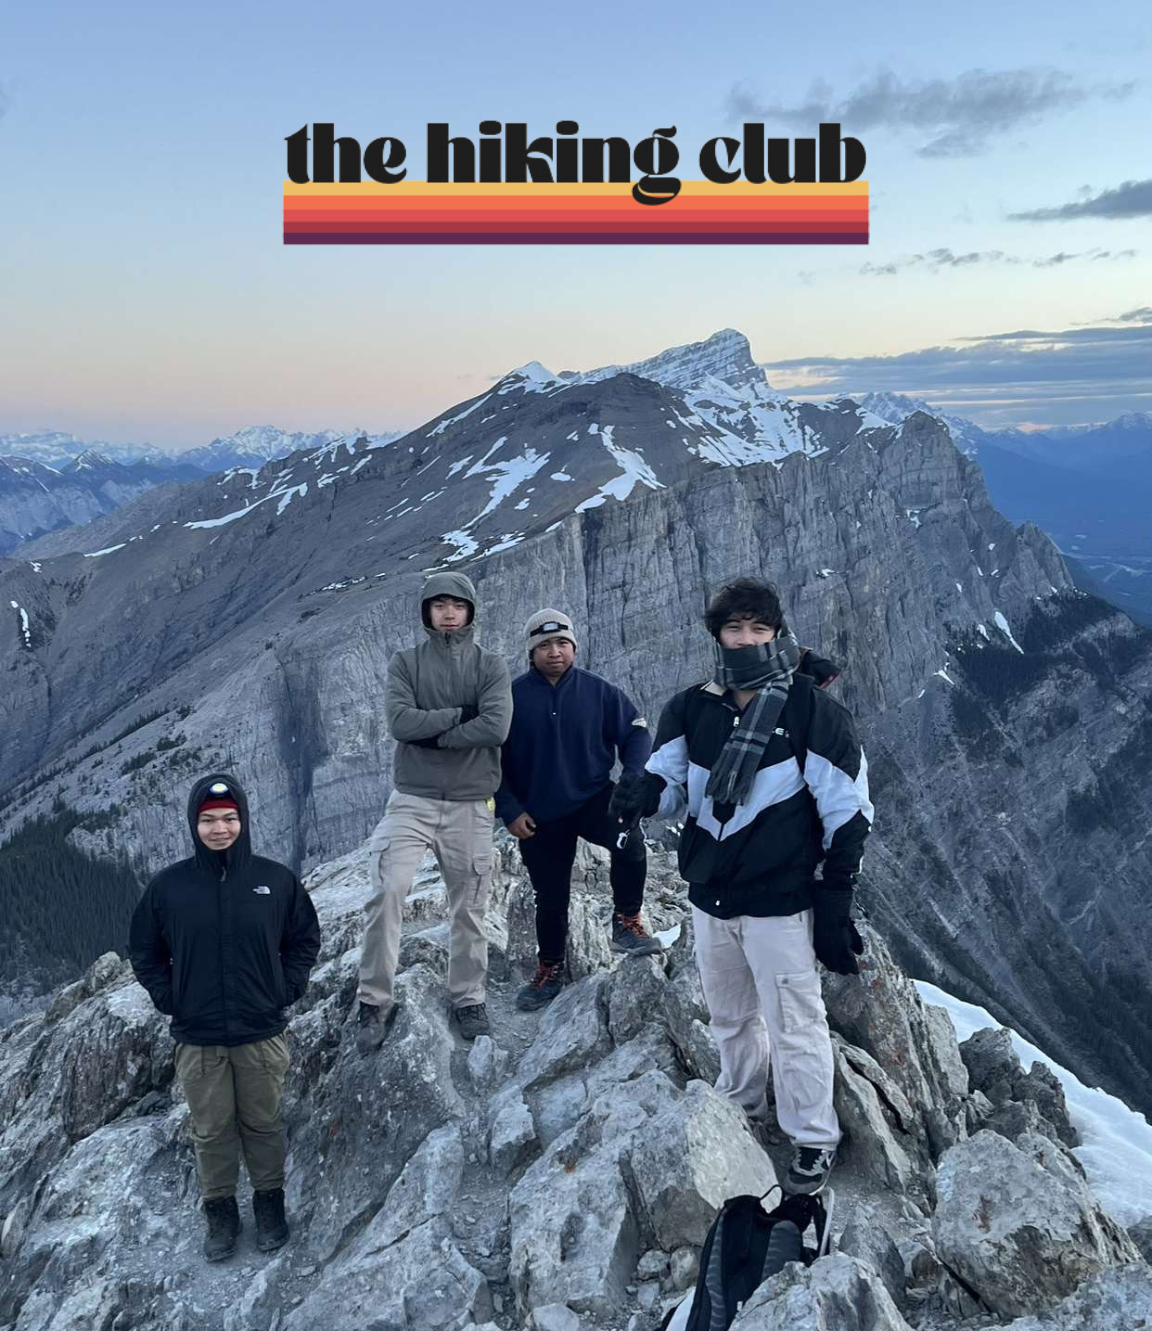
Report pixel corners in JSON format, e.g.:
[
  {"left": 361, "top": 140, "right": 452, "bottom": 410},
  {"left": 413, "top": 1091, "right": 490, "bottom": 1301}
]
[{"left": 1, "top": 842, "right": 1149, "bottom": 1331}]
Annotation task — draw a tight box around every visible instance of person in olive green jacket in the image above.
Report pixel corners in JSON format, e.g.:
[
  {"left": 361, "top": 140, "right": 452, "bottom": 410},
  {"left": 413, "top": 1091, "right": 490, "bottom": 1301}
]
[{"left": 357, "top": 571, "right": 512, "bottom": 1047}]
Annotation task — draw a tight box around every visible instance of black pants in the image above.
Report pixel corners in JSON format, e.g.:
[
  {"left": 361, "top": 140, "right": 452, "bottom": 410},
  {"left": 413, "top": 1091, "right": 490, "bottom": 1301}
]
[{"left": 518, "top": 782, "right": 647, "bottom": 964}]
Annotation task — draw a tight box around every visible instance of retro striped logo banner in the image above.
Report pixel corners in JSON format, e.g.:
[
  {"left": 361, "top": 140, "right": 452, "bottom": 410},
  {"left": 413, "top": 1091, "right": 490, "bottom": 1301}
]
[{"left": 283, "top": 181, "right": 868, "bottom": 245}]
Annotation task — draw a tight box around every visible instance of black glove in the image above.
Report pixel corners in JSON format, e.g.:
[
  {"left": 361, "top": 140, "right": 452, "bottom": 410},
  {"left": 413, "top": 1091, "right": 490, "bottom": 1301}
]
[
  {"left": 812, "top": 889, "right": 865, "bottom": 975},
  {"left": 609, "top": 772, "right": 665, "bottom": 824},
  {"left": 459, "top": 703, "right": 479, "bottom": 724},
  {"left": 408, "top": 733, "right": 443, "bottom": 749}
]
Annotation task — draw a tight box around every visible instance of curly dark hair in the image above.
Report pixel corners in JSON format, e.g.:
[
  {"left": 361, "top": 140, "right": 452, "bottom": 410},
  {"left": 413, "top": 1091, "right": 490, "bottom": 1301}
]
[{"left": 704, "top": 578, "right": 783, "bottom": 639}]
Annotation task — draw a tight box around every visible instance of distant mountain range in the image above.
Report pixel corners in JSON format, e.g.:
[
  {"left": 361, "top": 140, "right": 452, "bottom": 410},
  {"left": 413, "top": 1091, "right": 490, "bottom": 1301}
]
[
  {"left": 7, "top": 374, "right": 1148, "bottom": 616},
  {"left": 845, "top": 395, "right": 1152, "bottom": 624},
  {"left": 0, "top": 427, "right": 401, "bottom": 556}
]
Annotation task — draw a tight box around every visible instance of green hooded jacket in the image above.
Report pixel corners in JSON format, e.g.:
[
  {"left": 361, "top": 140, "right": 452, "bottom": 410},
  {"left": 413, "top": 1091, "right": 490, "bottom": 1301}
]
[{"left": 385, "top": 571, "right": 513, "bottom": 800}]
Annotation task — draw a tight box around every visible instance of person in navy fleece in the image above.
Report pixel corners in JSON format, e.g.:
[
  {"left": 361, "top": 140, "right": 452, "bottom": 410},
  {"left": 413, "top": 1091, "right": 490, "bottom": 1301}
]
[{"left": 496, "top": 608, "right": 663, "bottom": 1010}]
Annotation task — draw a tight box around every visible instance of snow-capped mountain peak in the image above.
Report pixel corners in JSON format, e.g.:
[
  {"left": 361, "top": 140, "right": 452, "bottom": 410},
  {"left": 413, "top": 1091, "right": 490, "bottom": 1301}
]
[
  {"left": 63, "top": 450, "right": 117, "bottom": 474},
  {"left": 0, "top": 432, "right": 168, "bottom": 469},
  {"left": 569, "top": 328, "right": 770, "bottom": 396}
]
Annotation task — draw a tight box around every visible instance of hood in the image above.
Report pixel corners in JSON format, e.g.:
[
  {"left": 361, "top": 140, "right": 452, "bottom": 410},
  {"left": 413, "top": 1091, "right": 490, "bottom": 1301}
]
[
  {"left": 186, "top": 772, "right": 252, "bottom": 876},
  {"left": 420, "top": 571, "right": 478, "bottom": 628}
]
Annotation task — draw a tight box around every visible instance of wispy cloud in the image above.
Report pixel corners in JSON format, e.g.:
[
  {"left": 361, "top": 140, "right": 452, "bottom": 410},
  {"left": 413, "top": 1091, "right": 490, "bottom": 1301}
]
[
  {"left": 760, "top": 310, "right": 1152, "bottom": 425},
  {"left": 859, "top": 247, "right": 1136, "bottom": 277},
  {"left": 728, "top": 67, "right": 1134, "bottom": 157},
  {"left": 1009, "top": 179, "right": 1152, "bottom": 221}
]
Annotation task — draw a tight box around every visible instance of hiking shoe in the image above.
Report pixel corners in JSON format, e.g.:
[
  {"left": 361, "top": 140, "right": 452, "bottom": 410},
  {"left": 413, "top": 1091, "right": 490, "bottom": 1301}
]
[
  {"left": 202, "top": 1195, "right": 240, "bottom": 1262},
  {"left": 253, "top": 1187, "right": 290, "bottom": 1252},
  {"left": 786, "top": 1145, "right": 837, "bottom": 1195},
  {"left": 355, "top": 1000, "right": 399, "bottom": 1054},
  {"left": 610, "top": 912, "right": 664, "bottom": 957},
  {"left": 516, "top": 960, "right": 565, "bottom": 1011},
  {"left": 452, "top": 1002, "right": 491, "bottom": 1041}
]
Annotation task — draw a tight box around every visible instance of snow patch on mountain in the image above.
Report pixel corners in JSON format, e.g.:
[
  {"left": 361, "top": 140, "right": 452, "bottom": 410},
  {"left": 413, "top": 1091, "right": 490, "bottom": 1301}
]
[
  {"left": 573, "top": 425, "right": 664, "bottom": 513},
  {"left": 9, "top": 601, "right": 31, "bottom": 648},
  {"left": 993, "top": 609, "right": 1024, "bottom": 652}
]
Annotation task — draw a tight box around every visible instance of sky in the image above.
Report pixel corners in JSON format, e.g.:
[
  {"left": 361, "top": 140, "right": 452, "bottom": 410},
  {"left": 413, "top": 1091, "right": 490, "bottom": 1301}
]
[{"left": 1, "top": 0, "right": 1149, "bottom": 448}]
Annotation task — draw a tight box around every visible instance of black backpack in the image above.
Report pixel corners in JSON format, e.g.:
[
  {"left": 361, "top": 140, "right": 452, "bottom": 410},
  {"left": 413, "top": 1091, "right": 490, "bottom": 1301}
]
[{"left": 661, "top": 1189, "right": 833, "bottom": 1331}]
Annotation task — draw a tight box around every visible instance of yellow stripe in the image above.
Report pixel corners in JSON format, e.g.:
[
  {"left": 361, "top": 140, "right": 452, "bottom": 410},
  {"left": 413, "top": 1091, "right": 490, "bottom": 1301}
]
[{"left": 283, "top": 180, "right": 869, "bottom": 198}]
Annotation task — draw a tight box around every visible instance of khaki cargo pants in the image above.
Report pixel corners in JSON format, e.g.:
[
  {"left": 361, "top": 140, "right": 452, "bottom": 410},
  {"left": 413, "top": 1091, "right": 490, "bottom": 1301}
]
[
  {"left": 358, "top": 791, "right": 493, "bottom": 1013},
  {"left": 174, "top": 1035, "right": 290, "bottom": 1201},
  {"left": 692, "top": 905, "right": 841, "bottom": 1149}
]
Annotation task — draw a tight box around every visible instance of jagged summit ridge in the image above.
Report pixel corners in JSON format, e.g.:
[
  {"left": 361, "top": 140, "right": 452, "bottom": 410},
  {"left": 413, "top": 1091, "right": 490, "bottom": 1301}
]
[
  {"left": 563, "top": 327, "right": 769, "bottom": 395},
  {"left": 0, "top": 840, "right": 1147, "bottom": 1330}
]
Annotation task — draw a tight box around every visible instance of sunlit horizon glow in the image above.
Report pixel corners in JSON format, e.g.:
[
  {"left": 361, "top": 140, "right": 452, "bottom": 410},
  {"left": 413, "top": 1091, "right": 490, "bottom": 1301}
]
[{"left": 1, "top": 0, "right": 1148, "bottom": 448}]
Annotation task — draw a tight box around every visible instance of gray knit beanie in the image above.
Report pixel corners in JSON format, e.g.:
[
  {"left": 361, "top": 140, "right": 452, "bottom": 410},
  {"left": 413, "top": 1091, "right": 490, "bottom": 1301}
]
[{"left": 525, "top": 608, "right": 577, "bottom": 659}]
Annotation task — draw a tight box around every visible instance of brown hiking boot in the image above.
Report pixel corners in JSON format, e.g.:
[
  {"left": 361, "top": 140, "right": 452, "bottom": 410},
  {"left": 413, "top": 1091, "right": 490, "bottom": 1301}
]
[
  {"left": 516, "top": 960, "right": 565, "bottom": 1011},
  {"left": 611, "top": 912, "right": 664, "bottom": 957}
]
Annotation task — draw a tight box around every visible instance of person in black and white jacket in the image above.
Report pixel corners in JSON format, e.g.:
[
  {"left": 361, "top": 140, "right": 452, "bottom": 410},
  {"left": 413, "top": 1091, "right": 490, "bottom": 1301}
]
[{"left": 609, "top": 578, "right": 873, "bottom": 1195}]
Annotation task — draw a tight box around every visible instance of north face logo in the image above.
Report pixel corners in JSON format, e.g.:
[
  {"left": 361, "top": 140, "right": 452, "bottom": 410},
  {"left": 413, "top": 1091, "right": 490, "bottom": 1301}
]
[{"left": 253, "top": 885, "right": 271, "bottom": 895}]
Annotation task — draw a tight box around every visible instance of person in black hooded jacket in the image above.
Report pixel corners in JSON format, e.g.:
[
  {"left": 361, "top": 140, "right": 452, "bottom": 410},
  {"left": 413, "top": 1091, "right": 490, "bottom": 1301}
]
[{"left": 129, "top": 774, "right": 321, "bottom": 1262}]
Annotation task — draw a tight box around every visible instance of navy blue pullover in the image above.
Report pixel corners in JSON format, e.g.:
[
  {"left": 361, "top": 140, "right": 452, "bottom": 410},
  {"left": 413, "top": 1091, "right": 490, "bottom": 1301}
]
[{"left": 495, "top": 665, "right": 652, "bottom": 824}]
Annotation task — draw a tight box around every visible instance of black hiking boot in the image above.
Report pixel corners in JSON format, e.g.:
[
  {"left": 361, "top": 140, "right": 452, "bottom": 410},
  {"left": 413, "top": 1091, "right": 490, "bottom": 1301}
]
[
  {"left": 610, "top": 911, "right": 664, "bottom": 957},
  {"left": 786, "top": 1145, "right": 837, "bottom": 1195},
  {"left": 516, "top": 960, "right": 565, "bottom": 1011},
  {"left": 355, "top": 1000, "right": 400, "bottom": 1055},
  {"left": 253, "top": 1187, "right": 290, "bottom": 1252},
  {"left": 202, "top": 1195, "right": 240, "bottom": 1262},
  {"left": 452, "top": 1002, "right": 491, "bottom": 1041}
]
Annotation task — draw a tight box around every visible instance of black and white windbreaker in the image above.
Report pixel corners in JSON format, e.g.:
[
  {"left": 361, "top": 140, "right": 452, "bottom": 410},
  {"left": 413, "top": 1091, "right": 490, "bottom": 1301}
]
[{"left": 645, "top": 673, "right": 873, "bottom": 919}]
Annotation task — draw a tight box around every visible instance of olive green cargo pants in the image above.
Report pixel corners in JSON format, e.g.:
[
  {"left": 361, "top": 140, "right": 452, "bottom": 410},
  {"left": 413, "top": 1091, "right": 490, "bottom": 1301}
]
[{"left": 174, "top": 1034, "right": 290, "bottom": 1201}]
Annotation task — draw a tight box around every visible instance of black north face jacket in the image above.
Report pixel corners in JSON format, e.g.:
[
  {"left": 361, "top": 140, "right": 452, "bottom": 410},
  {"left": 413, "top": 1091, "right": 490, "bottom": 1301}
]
[{"left": 129, "top": 774, "right": 321, "bottom": 1046}]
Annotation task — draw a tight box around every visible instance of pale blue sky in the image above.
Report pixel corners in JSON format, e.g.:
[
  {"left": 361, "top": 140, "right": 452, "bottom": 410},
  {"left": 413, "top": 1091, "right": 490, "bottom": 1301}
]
[{"left": 1, "top": 0, "right": 1148, "bottom": 445}]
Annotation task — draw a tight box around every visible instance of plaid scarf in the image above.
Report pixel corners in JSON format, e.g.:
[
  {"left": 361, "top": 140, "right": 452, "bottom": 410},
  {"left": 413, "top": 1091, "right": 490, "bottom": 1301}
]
[{"left": 705, "top": 626, "right": 802, "bottom": 806}]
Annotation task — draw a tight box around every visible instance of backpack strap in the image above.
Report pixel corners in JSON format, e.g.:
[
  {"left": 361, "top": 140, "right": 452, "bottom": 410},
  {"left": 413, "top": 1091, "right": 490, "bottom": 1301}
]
[{"left": 781, "top": 677, "right": 812, "bottom": 776}]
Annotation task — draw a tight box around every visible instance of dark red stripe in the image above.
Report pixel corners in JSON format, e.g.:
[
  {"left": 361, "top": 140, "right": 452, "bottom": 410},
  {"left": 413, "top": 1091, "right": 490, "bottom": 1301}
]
[{"left": 284, "top": 231, "right": 869, "bottom": 245}]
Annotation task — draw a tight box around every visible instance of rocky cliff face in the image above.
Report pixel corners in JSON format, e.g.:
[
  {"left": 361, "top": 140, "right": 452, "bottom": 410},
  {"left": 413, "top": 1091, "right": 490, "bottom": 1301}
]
[
  {"left": 1, "top": 331, "right": 1150, "bottom": 1115},
  {"left": 0, "top": 845, "right": 1147, "bottom": 1331}
]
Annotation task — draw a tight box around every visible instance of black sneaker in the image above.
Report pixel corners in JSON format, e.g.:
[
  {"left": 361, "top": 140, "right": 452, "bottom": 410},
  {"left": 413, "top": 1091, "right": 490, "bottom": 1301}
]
[
  {"left": 786, "top": 1145, "right": 837, "bottom": 1195},
  {"left": 452, "top": 1002, "right": 491, "bottom": 1041},
  {"left": 252, "top": 1187, "right": 290, "bottom": 1252},
  {"left": 610, "top": 912, "right": 664, "bottom": 957},
  {"left": 202, "top": 1195, "right": 240, "bottom": 1262},
  {"left": 355, "top": 1000, "right": 400, "bottom": 1055},
  {"left": 516, "top": 960, "right": 565, "bottom": 1011}
]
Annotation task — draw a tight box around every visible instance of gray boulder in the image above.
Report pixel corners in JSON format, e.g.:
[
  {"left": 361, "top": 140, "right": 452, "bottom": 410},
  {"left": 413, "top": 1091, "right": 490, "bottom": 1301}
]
[
  {"left": 933, "top": 1130, "right": 1139, "bottom": 1317},
  {"left": 959, "top": 1027, "right": 1077, "bottom": 1147},
  {"left": 283, "top": 1124, "right": 489, "bottom": 1331},
  {"left": 630, "top": 1080, "right": 775, "bottom": 1250},
  {"left": 833, "top": 1039, "right": 925, "bottom": 1200},
  {"left": 995, "top": 1263, "right": 1152, "bottom": 1329},
  {"left": 517, "top": 971, "right": 613, "bottom": 1091},
  {"left": 839, "top": 1204, "right": 911, "bottom": 1310},
  {"left": 823, "top": 930, "right": 967, "bottom": 1160},
  {"left": 286, "top": 961, "right": 464, "bottom": 1262},
  {"left": 508, "top": 1071, "right": 681, "bottom": 1317},
  {"left": 732, "top": 1253, "right": 913, "bottom": 1330},
  {"left": 1128, "top": 1214, "right": 1152, "bottom": 1264},
  {"left": 488, "top": 1088, "right": 538, "bottom": 1175}
]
